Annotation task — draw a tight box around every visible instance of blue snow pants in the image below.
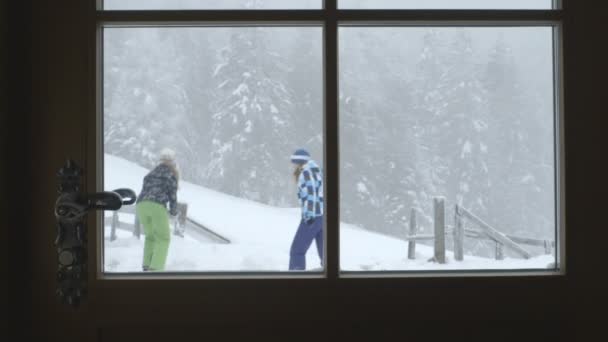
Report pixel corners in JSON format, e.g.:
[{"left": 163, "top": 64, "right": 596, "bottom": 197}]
[{"left": 289, "top": 216, "right": 324, "bottom": 271}]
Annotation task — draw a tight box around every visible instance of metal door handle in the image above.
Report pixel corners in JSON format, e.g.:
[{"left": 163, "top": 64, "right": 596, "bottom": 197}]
[{"left": 54, "top": 159, "right": 137, "bottom": 307}]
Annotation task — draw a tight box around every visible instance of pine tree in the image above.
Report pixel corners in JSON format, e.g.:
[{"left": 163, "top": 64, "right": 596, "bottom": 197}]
[
  {"left": 338, "top": 28, "right": 419, "bottom": 236},
  {"left": 286, "top": 27, "right": 323, "bottom": 166},
  {"left": 205, "top": 27, "right": 297, "bottom": 205},
  {"left": 104, "top": 28, "right": 187, "bottom": 169},
  {"left": 441, "top": 30, "right": 490, "bottom": 215},
  {"left": 413, "top": 29, "right": 493, "bottom": 257},
  {"left": 483, "top": 36, "right": 554, "bottom": 241},
  {"left": 169, "top": 28, "right": 216, "bottom": 185},
  {"left": 339, "top": 29, "right": 387, "bottom": 233},
  {"left": 411, "top": 29, "right": 454, "bottom": 231}
]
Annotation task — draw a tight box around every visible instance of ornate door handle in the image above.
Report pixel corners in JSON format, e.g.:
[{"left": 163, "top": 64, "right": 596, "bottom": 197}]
[{"left": 54, "top": 159, "right": 136, "bottom": 307}]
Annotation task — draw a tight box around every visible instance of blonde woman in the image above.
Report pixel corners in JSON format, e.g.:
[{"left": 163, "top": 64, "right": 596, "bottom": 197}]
[
  {"left": 289, "top": 149, "right": 324, "bottom": 271},
  {"left": 136, "top": 148, "right": 179, "bottom": 271}
]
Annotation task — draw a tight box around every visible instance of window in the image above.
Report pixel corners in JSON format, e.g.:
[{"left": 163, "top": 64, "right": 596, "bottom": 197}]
[
  {"left": 339, "top": 26, "right": 558, "bottom": 272},
  {"left": 103, "top": 26, "right": 324, "bottom": 273},
  {"left": 100, "top": 0, "right": 563, "bottom": 276}
]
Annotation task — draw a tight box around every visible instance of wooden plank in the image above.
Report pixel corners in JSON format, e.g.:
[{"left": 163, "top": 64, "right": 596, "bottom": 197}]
[
  {"left": 495, "top": 242, "right": 504, "bottom": 260},
  {"left": 133, "top": 215, "right": 141, "bottom": 239},
  {"left": 177, "top": 203, "right": 188, "bottom": 227},
  {"left": 408, "top": 208, "right": 417, "bottom": 260},
  {"left": 544, "top": 240, "right": 553, "bottom": 254},
  {"left": 457, "top": 206, "right": 531, "bottom": 259},
  {"left": 186, "top": 217, "right": 231, "bottom": 244},
  {"left": 117, "top": 202, "right": 230, "bottom": 244},
  {"left": 405, "top": 234, "right": 435, "bottom": 241},
  {"left": 434, "top": 198, "right": 446, "bottom": 264},
  {"left": 464, "top": 228, "right": 485, "bottom": 239},
  {"left": 462, "top": 227, "right": 555, "bottom": 249},
  {"left": 454, "top": 205, "right": 464, "bottom": 261},
  {"left": 508, "top": 235, "right": 555, "bottom": 248},
  {"left": 110, "top": 217, "right": 229, "bottom": 244},
  {"left": 110, "top": 211, "right": 118, "bottom": 241}
]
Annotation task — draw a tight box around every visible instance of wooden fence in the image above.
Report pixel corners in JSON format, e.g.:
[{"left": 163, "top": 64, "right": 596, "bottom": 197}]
[
  {"left": 405, "top": 198, "right": 555, "bottom": 262},
  {"left": 109, "top": 202, "right": 230, "bottom": 244}
]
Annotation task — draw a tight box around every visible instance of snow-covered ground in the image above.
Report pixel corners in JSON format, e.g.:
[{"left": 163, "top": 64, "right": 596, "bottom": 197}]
[{"left": 104, "top": 154, "right": 555, "bottom": 272}]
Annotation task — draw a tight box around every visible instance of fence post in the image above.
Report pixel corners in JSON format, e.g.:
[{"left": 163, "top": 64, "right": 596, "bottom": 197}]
[
  {"left": 495, "top": 242, "right": 504, "bottom": 260},
  {"left": 179, "top": 203, "right": 188, "bottom": 236},
  {"left": 434, "top": 197, "right": 446, "bottom": 264},
  {"left": 133, "top": 215, "right": 141, "bottom": 239},
  {"left": 408, "top": 208, "right": 417, "bottom": 260},
  {"left": 110, "top": 211, "right": 119, "bottom": 241},
  {"left": 173, "top": 202, "right": 188, "bottom": 237},
  {"left": 454, "top": 205, "right": 464, "bottom": 261},
  {"left": 544, "top": 240, "right": 552, "bottom": 254},
  {"left": 178, "top": 203, "right": 187, "bottom": 226}
]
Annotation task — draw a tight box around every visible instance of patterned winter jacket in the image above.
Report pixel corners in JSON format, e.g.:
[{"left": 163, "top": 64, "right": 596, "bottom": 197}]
[
  {"left": 137, "top": 163, "right": 178, "bottom": 216},
  {"left": 297, "top": 160, "right": 324, "bottom": 221}
]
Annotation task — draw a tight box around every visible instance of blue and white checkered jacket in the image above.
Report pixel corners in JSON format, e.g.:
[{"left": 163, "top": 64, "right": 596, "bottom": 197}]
[{"left": 297, "top": 160, "right": 324, "bottom": 220}]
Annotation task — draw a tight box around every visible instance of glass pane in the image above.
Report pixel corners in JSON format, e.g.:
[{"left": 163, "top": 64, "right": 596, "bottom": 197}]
[
  {"left": 103, "top": 26, "right": 323, "bottom": 273},
  {"left": 104, "top": 0, "right": 321, "bottom": 10},
  {"left": 339, "top": 27, "right": 557, "bottom": 271},
  {"left": 340, "top": 0, "right": 554, "bottom": 9}
]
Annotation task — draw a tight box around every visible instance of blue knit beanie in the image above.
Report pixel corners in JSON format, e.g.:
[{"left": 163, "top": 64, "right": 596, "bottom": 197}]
[{"left": 290, "top": 149, "right": 310, "bottom": 165}]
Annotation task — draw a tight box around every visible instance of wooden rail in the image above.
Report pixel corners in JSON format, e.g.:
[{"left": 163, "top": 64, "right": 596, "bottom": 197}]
[
  {"left": 405, "top": 201, "right": 553, "bottom": 261},
  {"left": 185, "top": 217, "right": 231, "bottom": 244},
  {"left": 109, "top": 203, "right": 231, "bottom": 244},
  {"left": 456, "top": 205, "right": 531, "bottom": 259},
  {"left": 463, "top": 228, "right": 554, "bottom": 250}
]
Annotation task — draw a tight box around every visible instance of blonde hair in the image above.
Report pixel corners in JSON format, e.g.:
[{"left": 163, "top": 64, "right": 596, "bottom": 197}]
[
  {"left": 161, "top": 159, "right": 180, "bottom": 187},
  {"left": 158, "top": 148, "right": 179, "bottom": 184},
  {"left": 159, "top": 148, "right": 176, "bottom": 162},
  {"left": 293, "top": 164, "right": 304, "bottom": 183}
]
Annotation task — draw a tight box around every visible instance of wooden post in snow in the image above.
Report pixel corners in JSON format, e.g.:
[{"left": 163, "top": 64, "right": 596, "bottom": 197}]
[
  {"left": 454, "top": 205, "right": 464, "bottom": 261},
  {"left": 544, "top": 240, "right": 552, "bottom": 254},
  {"left": 173, "top": 202, "right": 188, "bottom": 237},
  {"left": 177, "top": 203, "right": 188, "bottom": 227},
  {"left": 110, "top": 211, "right": 119, "bottom": 241},
  {"left": 495, "top": 242, "right": 504, "bottom": 260},
  {"left": 434, "top": 197, "right": 446, "bottom": 264},
  {"left": 133, "top": 215, "right": 141, "bottom": 239},
  {"left": 408, "top": 208, "right": 417, "bottom": 260}
]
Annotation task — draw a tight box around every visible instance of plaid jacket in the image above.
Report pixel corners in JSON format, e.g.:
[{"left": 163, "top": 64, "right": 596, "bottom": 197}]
[{"left": 297, "top": 160, "right": 324, "bottom": 220}]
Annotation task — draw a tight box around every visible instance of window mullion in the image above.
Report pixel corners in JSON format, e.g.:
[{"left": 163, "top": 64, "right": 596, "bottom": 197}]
[
  {"left": 335, "top": 9, "right": 561, "bottom": 22},
  {"left": 97, "top": 10, "right": 560, "bottom": 24},
  {"left": 324, "top": 0, "right": 339, "bottom": 280},
  {"left": 97, "top": 10, "right": 326, "bottom": 24}
]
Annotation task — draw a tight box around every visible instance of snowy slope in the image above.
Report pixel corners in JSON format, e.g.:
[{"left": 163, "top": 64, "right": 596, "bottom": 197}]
[{"left": 104, "top": 154, "right": 555, "bottom": 272}]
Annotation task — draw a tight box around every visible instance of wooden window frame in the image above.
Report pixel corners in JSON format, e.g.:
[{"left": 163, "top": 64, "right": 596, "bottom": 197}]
[{"left": 92, "top": 0, "right": 566, "bottom": 281}]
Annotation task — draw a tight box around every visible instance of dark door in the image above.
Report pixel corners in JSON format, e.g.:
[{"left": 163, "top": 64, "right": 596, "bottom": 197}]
[{"left": 12, "top": 0, "right": 608, "bottom": 341}]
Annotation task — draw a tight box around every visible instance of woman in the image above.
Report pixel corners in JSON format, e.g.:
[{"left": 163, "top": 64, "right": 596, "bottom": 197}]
[
  {"left": 136, "top": 148, "right": 179, "bottom": 272},
  {"left": 289, "top": 148, "right": 324, "bottom": 271}
]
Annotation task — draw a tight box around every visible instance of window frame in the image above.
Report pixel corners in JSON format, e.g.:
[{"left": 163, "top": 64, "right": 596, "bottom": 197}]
[{"left": 92, "top": 0, "right": 566, "bottom": 280}]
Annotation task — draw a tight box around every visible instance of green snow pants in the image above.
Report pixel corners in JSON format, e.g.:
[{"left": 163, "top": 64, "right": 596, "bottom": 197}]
[{"left": 136, "top": 201, "right": 171, "bottom": 271}]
